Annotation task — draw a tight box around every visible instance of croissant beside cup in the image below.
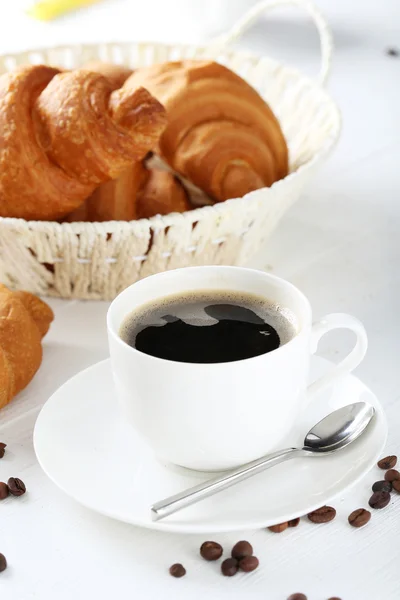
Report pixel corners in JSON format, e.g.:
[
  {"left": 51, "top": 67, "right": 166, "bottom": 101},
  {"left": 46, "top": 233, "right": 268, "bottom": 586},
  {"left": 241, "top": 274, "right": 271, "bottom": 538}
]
[{"left": 0, "top": 285, "right": 54, "bottom": 409}]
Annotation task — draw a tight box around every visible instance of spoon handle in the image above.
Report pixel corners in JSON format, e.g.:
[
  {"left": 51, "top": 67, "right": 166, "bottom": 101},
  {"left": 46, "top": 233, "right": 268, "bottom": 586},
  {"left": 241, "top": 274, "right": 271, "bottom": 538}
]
[{"left": 151, "top": 447, "right": 303, "bottom": 522}]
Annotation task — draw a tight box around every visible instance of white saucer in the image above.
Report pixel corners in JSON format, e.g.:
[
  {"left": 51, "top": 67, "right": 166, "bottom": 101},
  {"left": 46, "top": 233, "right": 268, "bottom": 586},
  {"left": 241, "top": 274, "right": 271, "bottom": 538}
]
[{"left": 34, "top": 357, "right": 387, "bottom": 534}]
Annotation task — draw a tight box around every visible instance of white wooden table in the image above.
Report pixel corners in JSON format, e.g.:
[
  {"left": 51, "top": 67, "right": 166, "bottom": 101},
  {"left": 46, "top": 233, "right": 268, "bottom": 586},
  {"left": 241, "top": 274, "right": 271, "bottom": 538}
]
[{"left": 1, "top": 1, "right": 399, "bottom": 598}]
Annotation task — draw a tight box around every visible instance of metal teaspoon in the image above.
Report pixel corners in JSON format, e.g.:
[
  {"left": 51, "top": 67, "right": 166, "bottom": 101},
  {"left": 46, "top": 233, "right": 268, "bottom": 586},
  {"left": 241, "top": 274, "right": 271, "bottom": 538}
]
[{"left": 151, "top": 402, "right": 375, "bottom": 522}]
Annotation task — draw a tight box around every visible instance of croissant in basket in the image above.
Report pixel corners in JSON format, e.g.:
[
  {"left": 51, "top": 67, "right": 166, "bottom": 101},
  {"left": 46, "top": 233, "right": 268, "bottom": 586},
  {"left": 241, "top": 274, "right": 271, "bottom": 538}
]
[
  {"left": 0, "top": 285, "right": 54, "bottom": 409},
  {"left": 123, "top": 60, "right": 289, "bottom": 203},
  {"left": 65, "top": 161, "right": 191, "bottom": 222},
  {"left": 64, "top": 61, "right": 191, "bottom": 222},
  {"left": 0, "top": 64, "right": 167, "bottom": 220},
  {"left": 82, "top": 60, "right": 134, "bottom": 89}
]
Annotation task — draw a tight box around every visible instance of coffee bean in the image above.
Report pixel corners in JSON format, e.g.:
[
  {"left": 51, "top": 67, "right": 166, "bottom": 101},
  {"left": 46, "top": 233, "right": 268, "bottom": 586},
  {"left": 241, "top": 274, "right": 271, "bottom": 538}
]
[
  {"left": 0, "top": 483, "right": 9, "bottom": 500},
  {"left": 7, "top": 477, "right": 26, "bottom": 497},
  {"left": 169, "top": 563, "right": 186, "bottom": 578},
  {"left": 0, "top": 443, "right": 6, "bottom": 459},
  {"left": 386, "top": 47, "right": 399, "bottom": 57},
  {"left": 307, "top": 506, "right": 336, "bottom": 523},
  {"left": 287, "top": 594, "right": 307, "bottom": 600},
  {"left": 378, "top": 455, "right": 397, "bottom": 469},
  {"left": 239, "top": 555, "right": 259, "bottom": 572},
  {"left": 348, "top": 508, "right": 371, "bottom": 528},
  {"left": 327, "top": 597, "right": 342, "bottom": 600},
  {"left": 221, "top": 558, "right": 238, "bottom": 577},
  {"left": 372, "top": 480, "right": 392, "bottom": 493},
  {"left": 231, "top": 540, "right": 253, "bottom": 560},
  {"left": 269, "top": 522, "right": 288, "bottom": 533},
  {"left": 288, "top": 517, "right": 300, "bottom": 528},
  {"left": 385, "top": 469, "right": 400, "bottom": 482},
  {"left": 392, "top": 480, "right": 400, "bottom": 493},
  {"left": 369, "top": 491, "right": 390, "bottom": 509},
  {"left": 200, "top": 541, "right": 223, "bottom": 561},
  {"left": 0, "top": 554, "right": 6, "bottom": 573}
]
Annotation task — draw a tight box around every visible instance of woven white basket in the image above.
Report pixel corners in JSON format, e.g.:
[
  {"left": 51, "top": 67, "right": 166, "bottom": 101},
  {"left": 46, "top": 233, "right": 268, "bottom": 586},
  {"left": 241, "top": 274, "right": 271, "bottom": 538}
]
[{"left": 0, "top": 0, "right": 341, "bottom": 300}]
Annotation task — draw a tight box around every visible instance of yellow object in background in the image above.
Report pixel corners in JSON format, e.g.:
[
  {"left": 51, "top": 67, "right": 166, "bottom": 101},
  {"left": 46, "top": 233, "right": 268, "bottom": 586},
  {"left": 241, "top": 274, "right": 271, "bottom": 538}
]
[{"left": 26, "top": 0, "right": 103, "bottom": 21}]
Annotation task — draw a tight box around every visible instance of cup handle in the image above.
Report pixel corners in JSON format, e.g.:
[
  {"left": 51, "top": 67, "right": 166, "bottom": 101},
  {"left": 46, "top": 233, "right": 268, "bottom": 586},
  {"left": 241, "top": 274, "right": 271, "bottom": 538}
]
[{"left": 307, "top": 313, "right": 368, "bottom": 398}]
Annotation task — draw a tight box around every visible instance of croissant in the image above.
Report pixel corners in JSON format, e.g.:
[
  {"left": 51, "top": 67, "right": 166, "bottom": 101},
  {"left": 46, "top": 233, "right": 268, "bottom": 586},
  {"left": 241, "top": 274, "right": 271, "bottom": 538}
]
[
  {"left": 135, "top": 168, "right": 190, "bottom": 219},
  {"left": 123, "top": 60, "right": 289, "bottom": 202},
  {"left": 64, "top": 161, "right": 148, "bottom": 221},
  {"left": 64, "top": 61, "right": 191, "bottom": 222},
  {"left": 82, "top": 60, "right": 134, "bottom": 89},
  {"left": 0, "top": 285, "right": 54, "bottom": 409},
  {"left": 0, "top": 65, "right": 166, "bottom": 220},
  {"left": 64, "top": 163, "right": 190, "bottom": 221},
  {"left": 64, "top": 61, "right": 142, "bottom": 222}
]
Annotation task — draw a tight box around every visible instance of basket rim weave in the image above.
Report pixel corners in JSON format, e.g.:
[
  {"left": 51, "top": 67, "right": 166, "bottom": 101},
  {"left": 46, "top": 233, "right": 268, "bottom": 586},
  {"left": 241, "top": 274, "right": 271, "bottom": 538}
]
[{"left": 0, "top": 40, "right": 342, "bottom": 234}]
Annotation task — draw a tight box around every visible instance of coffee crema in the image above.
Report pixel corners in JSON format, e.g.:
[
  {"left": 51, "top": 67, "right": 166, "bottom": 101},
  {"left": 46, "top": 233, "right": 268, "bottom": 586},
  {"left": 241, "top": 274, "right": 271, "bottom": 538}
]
[{"left": 119, "top": 290, "right": 298, "bottom": 364}]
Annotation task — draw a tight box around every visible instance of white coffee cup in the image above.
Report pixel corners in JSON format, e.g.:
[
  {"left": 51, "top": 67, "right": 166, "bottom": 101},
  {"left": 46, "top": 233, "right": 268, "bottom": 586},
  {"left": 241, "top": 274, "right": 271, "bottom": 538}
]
[{"left": 107, "top": 266, "right": 367, "bottom": 472}]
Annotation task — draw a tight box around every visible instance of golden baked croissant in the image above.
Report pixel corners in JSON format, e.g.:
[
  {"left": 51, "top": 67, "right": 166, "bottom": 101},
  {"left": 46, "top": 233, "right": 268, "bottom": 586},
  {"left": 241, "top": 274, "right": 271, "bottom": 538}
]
[
  {"left": 0, "top": 65, "right": 166, "bottom": 220},
  {"left": 64, "top": 61, "right": 191, "bottom": 222},
  {"left": 123, "top": 60, "right": 289, "bottom": 202},
  {"left": 136, "top": 168, "right": 190, "bottom": 219},
  {"left": 64, "top": 61, "right": 142, "bottom": 222},
  {"left": 0, "top": 285, "right": 54, "bottom": 409},
  {"left": 64, "top": 163, "right": 190, "bottom": 221},
  {"left": 65, "top": 161, "right": 148, "bottom": 221},
  {"left": 82, "top": 60, "right": 134, "bottom": 89}
]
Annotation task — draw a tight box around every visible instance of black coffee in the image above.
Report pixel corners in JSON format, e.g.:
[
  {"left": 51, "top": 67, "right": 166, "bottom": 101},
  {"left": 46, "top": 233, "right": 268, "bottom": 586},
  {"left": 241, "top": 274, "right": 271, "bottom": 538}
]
[{"left": 120, "top": 290, "right": 297, "bottom": 364}]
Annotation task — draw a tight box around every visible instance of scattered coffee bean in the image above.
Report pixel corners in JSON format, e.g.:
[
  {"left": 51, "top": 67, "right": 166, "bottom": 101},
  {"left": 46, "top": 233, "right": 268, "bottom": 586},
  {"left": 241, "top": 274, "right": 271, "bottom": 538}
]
[
  {"left": 348, "top": 508, "right": 371, "bottom": 528},
  {"left": 239, "top": 555, "right": 259, "bottom": 572},
  {"left": 307, "top": 506, "right": 336, "bottom": 523},
  {"left": 231, "top": 540, "right": 253, "bottom": 560},
  {"left": 385, "top": 469, "right": 400, "bottom": 482},
  {"left": 0, "top": 554, "right": 6, "bottom": 573},
  {"left": 287, "top": 594, "right": 307, "bottom": 600},
  {"left": 288, "top": 517, "right": 300, "bottom": 528},
  {"left": 7, "top": 477, "right": 26, "bottom": 497},
  {"left": 386, "top": 47, "right": 399, "bottom": 57},
  {"left": 200, "top": 541, "right": 223, "bottom": 561},
  {"left": 327, "top": 597, "right": 342, "bottom": 600},
  {"left": 169, "top": 563, "right": 186, "bottom": 578},
  {"left": 269, "top": 522, "right": 288, "bottom": 533},
  {"left": 0, "top": 443, "right": 6, "bottom": 459},
  {"left": 0, "top": 483, "right": 9, "bottom": 500},
  {"left": 372, "top": 480, "right": 392, "bottom": 493},
  {"left": 378, "top": 455, "right": 397, "bottom": 469},
  {"left": 392, "top": 480, "right": 400, "bottom": 493},
  {"left": 221, "top": 558, "right": 239, "bottom": 577},
  {"left": 369, "top": 491, "right": 390, "bottom": 509}
]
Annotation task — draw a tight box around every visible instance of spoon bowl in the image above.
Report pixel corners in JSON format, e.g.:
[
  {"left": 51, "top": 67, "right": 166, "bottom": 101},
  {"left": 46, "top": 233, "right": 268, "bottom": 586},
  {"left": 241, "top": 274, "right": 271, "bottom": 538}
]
[{"left": 303, "top": 402, "right": 375, "bottom": 453}]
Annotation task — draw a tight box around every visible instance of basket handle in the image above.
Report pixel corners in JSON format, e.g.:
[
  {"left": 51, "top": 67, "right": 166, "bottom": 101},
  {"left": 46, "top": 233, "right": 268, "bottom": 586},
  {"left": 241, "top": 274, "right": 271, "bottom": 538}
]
[{"left": 213, "top": 0, "right": 333, "bottom": 86}]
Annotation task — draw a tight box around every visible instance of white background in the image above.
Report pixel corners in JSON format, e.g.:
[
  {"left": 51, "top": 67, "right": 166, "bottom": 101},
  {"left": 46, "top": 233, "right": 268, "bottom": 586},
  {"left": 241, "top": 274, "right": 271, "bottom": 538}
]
[{"left": 0, "top": 1, "right": 400, "bottom": 598}]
